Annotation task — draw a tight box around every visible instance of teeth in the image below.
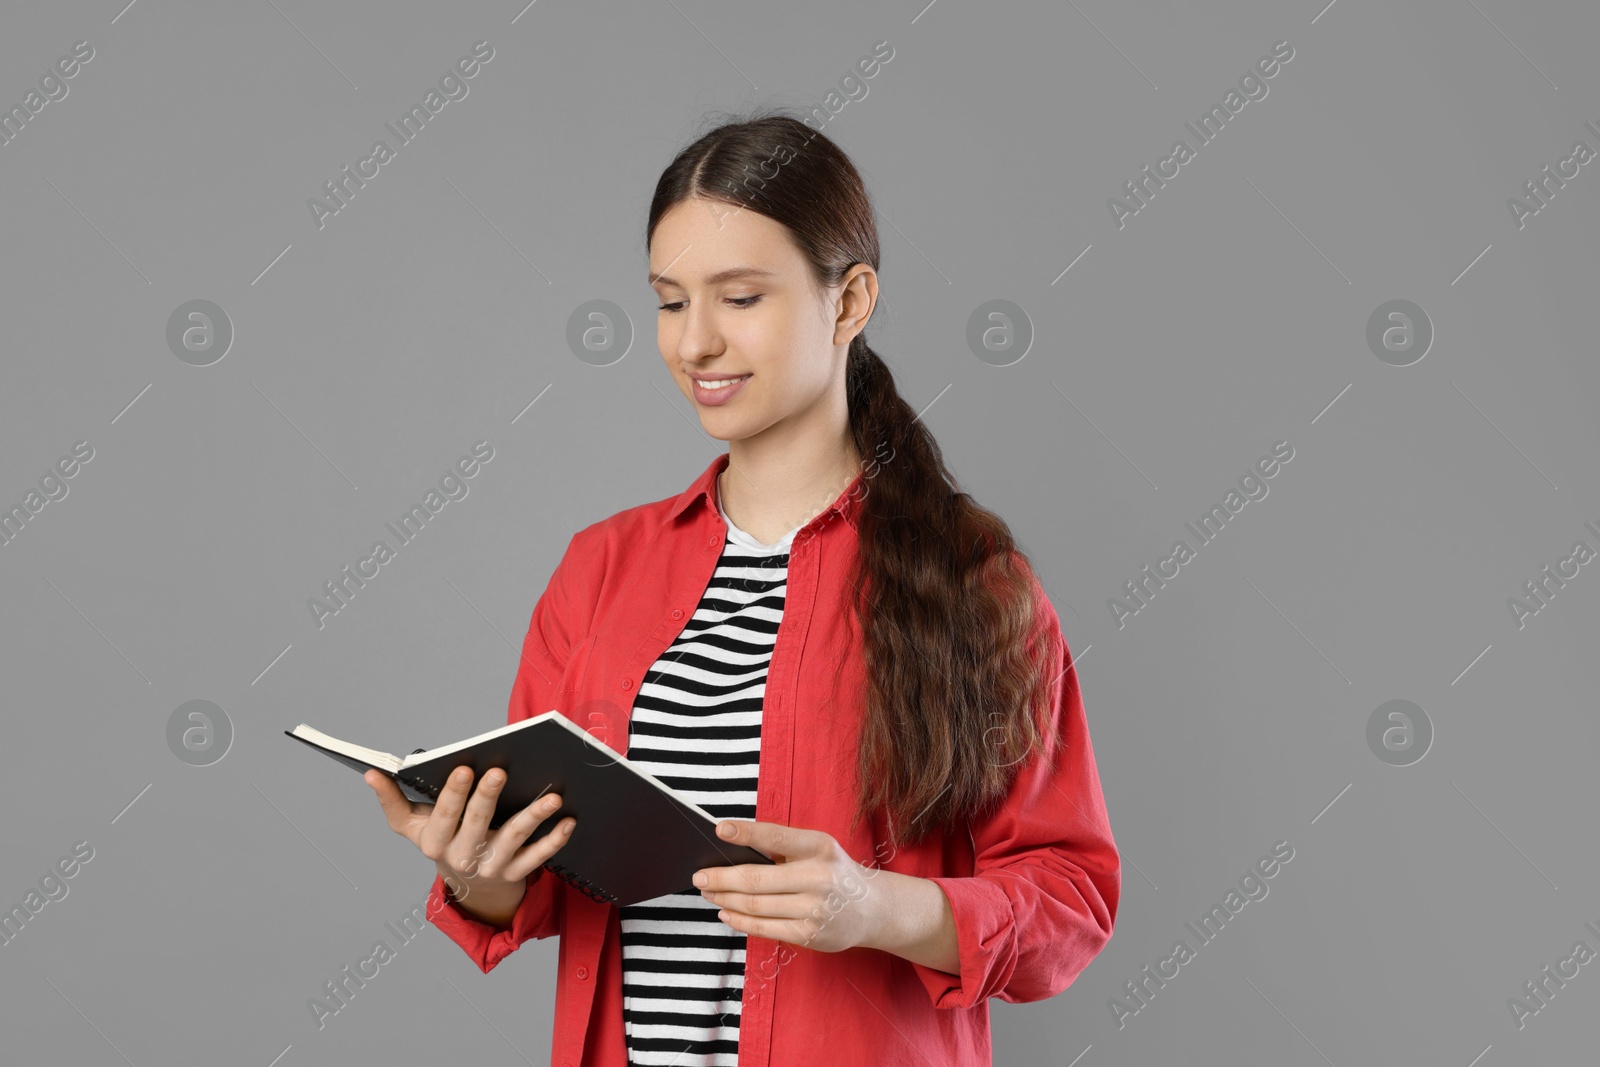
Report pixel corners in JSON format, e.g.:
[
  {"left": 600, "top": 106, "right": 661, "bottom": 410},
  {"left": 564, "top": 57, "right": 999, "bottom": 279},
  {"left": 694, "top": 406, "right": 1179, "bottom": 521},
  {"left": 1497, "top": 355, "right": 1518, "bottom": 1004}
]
[{"left": 697, "top": 376, "right": 750, "bottom": 390}]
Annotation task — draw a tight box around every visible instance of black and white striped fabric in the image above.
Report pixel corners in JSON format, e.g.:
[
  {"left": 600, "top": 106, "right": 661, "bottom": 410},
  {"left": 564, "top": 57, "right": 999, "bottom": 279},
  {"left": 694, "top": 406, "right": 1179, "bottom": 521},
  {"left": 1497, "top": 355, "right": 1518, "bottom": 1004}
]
[{"left": 619, "top": 503, "right": 803, "bottom": 1066}]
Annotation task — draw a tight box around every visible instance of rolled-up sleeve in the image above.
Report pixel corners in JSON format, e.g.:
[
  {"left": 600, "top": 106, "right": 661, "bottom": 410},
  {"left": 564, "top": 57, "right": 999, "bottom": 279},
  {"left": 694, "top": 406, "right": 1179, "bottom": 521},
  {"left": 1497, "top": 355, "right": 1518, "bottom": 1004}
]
[
  {"left": 427, "top": 863, "right": 565, "bottom": 973},
  {"left": 911, "top": 569, "right": 1121, "bottom": 1008},
  {"left": 426, "top": 526, "right": 600, "bottom": 972}
]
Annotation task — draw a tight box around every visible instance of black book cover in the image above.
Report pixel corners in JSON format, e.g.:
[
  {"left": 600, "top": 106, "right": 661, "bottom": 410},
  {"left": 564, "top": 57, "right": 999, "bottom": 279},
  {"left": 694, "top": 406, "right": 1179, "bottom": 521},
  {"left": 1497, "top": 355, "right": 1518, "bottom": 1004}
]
[{"left": 285, "top": 711, "right": 774, "bottom": 907}]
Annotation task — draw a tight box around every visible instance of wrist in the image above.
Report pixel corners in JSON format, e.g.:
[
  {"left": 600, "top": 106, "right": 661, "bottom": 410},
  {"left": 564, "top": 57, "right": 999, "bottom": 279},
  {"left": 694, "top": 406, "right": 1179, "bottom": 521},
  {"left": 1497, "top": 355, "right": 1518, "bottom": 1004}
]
[
  {"left": 439, "top": 868, "right": 526, "bottom": 930},
  {"left": 861, "top": 870, "right": 960, "bottom": 974},
  {"left": 857, "top": 869, "right": 920, "bottom": 952}
]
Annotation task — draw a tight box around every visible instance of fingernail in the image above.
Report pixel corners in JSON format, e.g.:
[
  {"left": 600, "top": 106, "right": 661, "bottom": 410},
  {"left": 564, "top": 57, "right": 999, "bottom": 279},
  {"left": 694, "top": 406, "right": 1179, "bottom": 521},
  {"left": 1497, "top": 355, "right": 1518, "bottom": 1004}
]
[
  {"left": 718, "top": 822, "right": 734, "bottom": 837},
  {"left": 693, "top": 871, "right": 707, "bottom": 887},
  {"left": 487, "top": 770, "right": 505, "bottom": 784}
]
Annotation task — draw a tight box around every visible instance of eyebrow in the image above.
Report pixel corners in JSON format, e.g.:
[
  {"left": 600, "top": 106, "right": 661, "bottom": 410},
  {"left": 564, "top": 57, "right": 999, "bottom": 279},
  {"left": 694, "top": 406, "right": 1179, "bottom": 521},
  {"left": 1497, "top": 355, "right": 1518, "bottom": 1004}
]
[{"left": 648, "top": 266, "right": 777, "bottom": 289}]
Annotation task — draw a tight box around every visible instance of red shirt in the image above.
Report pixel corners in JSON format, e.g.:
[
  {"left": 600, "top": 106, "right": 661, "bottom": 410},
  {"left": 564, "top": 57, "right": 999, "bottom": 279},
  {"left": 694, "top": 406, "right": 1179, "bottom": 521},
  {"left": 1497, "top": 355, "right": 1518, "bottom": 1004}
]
[{"left": 427, "top": 451, "right": 1120, "bottom": 1066}]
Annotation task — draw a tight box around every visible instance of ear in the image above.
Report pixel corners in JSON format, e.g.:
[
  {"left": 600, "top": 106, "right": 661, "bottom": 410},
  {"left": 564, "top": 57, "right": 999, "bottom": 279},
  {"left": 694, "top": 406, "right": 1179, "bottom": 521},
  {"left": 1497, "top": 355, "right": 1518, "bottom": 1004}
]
[{"left": 834, "top": 264, "right": 878, "bottom": 347}]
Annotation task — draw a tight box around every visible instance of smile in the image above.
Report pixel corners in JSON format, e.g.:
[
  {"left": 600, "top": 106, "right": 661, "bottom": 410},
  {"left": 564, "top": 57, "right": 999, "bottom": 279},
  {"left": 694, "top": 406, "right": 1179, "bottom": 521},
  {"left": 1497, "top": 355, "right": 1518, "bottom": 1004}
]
[{"left": 691, "top": 374, "right": 752, "bottom": 406}]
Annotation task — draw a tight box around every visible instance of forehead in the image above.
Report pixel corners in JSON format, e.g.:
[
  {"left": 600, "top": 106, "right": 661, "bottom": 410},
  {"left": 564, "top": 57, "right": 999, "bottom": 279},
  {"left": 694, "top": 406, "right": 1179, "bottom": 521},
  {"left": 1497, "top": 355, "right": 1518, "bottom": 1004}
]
[{"left": 648, "top": 198, "right": 800, "bottom": 286}]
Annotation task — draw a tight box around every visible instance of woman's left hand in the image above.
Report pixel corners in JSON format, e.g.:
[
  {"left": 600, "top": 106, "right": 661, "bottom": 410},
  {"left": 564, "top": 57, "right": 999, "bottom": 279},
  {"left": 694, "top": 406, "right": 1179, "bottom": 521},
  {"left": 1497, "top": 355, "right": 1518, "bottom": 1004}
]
[{"left": 692, "top": 818, "right": 887, "bottom": 954}]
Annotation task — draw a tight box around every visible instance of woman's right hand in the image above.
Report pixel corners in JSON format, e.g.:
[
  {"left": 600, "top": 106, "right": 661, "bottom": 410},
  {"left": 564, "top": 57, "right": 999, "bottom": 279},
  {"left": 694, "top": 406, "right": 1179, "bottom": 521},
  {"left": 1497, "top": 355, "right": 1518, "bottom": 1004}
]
[{"left": 366, "top": 765, "right": 576, "bottom": 926}]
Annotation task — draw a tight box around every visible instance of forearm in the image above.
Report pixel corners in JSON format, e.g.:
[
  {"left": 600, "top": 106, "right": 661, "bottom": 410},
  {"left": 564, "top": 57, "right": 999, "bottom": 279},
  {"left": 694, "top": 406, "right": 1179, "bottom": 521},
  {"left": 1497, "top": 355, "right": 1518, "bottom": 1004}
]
[{"left": 861, "top": 869, "right": 960, "bottom": 974}]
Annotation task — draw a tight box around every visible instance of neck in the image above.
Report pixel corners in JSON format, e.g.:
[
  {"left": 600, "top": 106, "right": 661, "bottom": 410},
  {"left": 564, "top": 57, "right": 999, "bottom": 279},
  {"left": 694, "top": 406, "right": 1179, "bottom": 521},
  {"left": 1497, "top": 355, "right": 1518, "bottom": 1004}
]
[{"left": 718, "top": 436, "right": 861, "bottom": 545}]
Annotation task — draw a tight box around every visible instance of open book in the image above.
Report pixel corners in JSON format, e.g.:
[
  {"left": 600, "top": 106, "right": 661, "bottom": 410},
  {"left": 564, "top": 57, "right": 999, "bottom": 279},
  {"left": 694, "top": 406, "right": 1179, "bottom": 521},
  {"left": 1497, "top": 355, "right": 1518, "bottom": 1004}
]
[{"left": 285, "top": 710, "right": 774, "bottom": 907}]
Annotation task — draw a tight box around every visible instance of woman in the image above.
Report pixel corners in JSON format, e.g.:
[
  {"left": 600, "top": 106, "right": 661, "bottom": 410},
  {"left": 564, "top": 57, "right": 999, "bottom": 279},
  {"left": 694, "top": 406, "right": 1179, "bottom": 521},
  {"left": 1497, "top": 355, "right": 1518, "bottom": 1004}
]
[{"left": 366, "top": 111, "right": 1119, "bottom": 1066}]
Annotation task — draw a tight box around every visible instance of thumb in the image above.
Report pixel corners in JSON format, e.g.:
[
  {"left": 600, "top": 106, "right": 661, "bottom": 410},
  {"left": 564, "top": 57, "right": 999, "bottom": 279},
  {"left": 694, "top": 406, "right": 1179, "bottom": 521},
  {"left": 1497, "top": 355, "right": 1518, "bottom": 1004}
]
[{"left": 365, "top": 770, "right": 418, "bottom": 826}]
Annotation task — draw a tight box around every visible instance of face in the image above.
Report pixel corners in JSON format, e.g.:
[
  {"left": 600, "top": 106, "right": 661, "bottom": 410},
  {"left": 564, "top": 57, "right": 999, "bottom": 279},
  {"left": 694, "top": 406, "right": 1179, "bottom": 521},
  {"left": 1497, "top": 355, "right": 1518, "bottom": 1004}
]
[{"left": 648, "top": 196, "right": 874, "bottom": 442}]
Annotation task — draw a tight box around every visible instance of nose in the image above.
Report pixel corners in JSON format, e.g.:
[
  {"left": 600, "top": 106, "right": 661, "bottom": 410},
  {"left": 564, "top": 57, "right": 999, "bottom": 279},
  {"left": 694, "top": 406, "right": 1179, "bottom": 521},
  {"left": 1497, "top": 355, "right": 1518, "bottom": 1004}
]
[{"left": 674, "top": 301, "right": 722, "bottom": 364}]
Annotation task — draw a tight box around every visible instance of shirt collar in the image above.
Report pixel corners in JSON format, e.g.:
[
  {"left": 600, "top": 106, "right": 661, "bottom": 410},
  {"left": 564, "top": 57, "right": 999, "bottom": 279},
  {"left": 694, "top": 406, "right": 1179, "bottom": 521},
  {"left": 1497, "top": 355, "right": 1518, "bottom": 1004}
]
[{"left": 664, "top": 451, "right": 864, "bottom": 533}]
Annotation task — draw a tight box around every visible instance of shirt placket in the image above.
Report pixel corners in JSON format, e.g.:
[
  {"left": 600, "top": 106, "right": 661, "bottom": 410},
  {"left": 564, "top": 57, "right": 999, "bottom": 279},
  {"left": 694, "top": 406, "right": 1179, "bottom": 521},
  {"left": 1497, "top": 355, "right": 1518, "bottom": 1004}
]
[
  {"left": 569, "top": 517, "right": 730, "bottom": 1065},
  {"left": 735, "top": 514, "right": 825, "bottom": 1067}
]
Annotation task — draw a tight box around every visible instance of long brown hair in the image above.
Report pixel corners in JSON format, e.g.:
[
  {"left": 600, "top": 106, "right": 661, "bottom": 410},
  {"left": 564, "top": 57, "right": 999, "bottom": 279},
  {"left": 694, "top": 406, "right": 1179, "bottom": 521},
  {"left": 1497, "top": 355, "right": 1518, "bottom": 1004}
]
[{"left": 646, "top": 110, "right": 1058, "bottom": 849}]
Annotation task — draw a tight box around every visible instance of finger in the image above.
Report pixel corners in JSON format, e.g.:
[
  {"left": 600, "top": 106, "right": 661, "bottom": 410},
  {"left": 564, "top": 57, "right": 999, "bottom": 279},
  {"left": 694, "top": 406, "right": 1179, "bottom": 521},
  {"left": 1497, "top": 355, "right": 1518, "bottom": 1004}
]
[
  {"left": 715, "top": 907, "right": 797, "bottom": 945},
  {"left": 721, "top": 908, "right": 837, "bottom": 950},
  {"left": 365, "top": 770, "right": 429, "bottom": 835},
  {"left": 714, "top": 817, "right": 816, "bottom": 862},
  {"left": 699, "top": 886, "right": 814, "bottom": 920},
  {"left": 456, "top": 766, "right": 510, "bottom": 846},
  {"left": 492, "top": 792, "right": 572, "bottom": 879},
  {"left": 418, "top": 766, "right": 476, "bottom": 859},
  {"left": 505, "top": 814, "right": 577, "bottom": 882},
  {"left": 695, "top": 861, "right": 807, "bottom": 895}
]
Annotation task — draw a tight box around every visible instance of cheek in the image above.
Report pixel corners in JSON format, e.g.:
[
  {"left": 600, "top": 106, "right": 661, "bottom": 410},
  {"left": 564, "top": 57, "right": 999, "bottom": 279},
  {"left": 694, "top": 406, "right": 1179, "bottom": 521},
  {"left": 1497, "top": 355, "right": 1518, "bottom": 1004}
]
[
  {"left": 757, "top": 310, "right": 825, "bottom": 377},
  {"left": 787, "top": 338, "right": 836, "bottom": 396},
  {"left": 657, "top": 319, "right": 679, "bottom": 368}
]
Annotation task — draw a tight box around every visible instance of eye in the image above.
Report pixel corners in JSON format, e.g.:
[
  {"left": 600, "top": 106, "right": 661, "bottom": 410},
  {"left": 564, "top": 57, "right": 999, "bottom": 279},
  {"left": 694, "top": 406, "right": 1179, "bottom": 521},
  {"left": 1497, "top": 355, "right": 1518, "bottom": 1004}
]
[{"left": 656, "top": 296, "right": 762, "bottom": 313}]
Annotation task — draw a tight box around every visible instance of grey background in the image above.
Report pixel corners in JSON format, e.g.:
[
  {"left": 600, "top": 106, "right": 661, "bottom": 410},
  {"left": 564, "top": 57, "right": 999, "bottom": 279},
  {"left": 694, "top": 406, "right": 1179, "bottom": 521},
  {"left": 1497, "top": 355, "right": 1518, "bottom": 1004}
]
[{"left": 2, "top": 1, "right": 1597, "bottom": 1064}]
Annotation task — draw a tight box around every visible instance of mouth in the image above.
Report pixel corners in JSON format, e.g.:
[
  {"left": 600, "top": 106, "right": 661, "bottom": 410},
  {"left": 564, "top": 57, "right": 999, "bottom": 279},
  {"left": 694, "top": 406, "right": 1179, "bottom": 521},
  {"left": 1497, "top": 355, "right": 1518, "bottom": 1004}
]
[{"left": 690, "top": 373, "right": 752, "bottom": 406}]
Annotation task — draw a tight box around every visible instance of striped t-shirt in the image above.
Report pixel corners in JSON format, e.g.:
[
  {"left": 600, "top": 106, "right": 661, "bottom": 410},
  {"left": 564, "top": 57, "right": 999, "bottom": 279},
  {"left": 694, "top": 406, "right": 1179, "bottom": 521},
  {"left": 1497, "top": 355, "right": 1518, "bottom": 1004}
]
[{"left": 618, "top": 498, "right": 802, "bottom": 1066}]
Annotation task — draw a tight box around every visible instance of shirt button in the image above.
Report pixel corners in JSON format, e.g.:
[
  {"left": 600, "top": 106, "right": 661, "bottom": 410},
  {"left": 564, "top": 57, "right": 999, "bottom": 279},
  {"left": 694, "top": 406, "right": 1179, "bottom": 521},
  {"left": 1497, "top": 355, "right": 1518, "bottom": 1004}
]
[
  {"left": 621, "top": 678, "right": 633, "bottom": 691},
  {"left": 671, "top": 608, "right": 683, "bottom": 620},
  {"left": 576, "top": 965, "right": 589, "bottom": 980}
]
